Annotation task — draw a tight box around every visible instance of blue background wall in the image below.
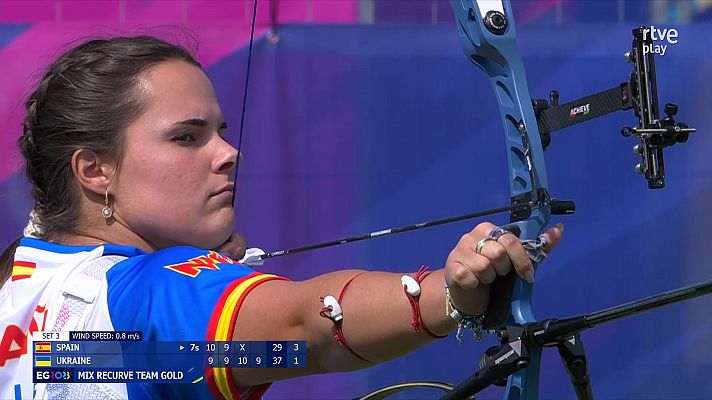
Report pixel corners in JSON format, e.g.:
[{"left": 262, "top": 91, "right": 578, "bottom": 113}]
[
  {"left": 2, "top": 1, "right": 712, "bottom": 399},
  {"left": 228, "top": 24, "right": 712, "bottom": 400}
]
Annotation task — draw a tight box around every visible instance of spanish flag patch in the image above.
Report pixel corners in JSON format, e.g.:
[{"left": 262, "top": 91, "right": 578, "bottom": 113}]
[{"left": 12, "top": 261, "right": 36, "bottom": 281}]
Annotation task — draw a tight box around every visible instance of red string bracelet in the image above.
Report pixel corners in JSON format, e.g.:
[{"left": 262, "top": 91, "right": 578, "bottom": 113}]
[
  {"left": 319, "top": 272, "right": 372, "bottom": 363},
  {"left": 402, "top": 265, "right": 448, "bottom": 339}
]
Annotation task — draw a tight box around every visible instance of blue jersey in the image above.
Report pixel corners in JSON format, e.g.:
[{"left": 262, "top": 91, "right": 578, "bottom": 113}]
[{"left": 0, "top": 238, "right": 285, "bottom": 400}]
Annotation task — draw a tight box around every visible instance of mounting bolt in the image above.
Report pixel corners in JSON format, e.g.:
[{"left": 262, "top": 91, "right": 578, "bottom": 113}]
[
  {"left": 624, "top": 52, "right": 633, "bottom": 63},
  {"left": 483, "top": 10, "right": 508, "bottom": 35},
  {"left": 664, "top": 102, "right": 679, "bottom": 118},
  {"left": 498, "top": 329, "right": 509, "bottom": 344},
  {"left": 549, "top": 90, "right": 560, "bottom": 106},
  {"left": 633, "top": 144, "right": 643, "bottom": 155},
  {"left": 635, "top": 163, "right": 646, "bottom": 175}
]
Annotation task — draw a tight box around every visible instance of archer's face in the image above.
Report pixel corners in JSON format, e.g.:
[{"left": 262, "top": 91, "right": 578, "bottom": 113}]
[{"left": 113, "top": 60, "right": 238, "bottom": 249}]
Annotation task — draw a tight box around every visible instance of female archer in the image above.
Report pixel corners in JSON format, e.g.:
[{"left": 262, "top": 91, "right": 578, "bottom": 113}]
[{"left": 0, "top": 36, "right": 563, "bottom": 399}]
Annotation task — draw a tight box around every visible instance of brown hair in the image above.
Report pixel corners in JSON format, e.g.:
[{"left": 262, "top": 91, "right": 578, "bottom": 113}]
[{"left": 1, "top": 35, "right": 201, "bottom": 284}]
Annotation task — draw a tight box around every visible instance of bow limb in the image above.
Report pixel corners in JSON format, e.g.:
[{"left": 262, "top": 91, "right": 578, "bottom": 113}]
[{"left": 449, "top": 1, "right": 552, "bottom": 398}]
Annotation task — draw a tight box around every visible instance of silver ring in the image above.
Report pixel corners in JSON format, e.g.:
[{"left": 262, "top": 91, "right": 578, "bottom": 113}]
[
  {"left": 486, "top": 226, "right": 510, "bottom": 241},
  {"left": 475, "top": 238, "right": 493, "bottom": 255}
]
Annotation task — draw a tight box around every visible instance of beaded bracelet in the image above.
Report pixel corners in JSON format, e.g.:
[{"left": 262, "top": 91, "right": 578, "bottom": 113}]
[{"left": 444, "top": 282, "right": 485, "bottom": 343}]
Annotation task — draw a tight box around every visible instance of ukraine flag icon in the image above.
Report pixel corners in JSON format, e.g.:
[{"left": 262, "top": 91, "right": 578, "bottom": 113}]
[{"left": 34, "top": 356, "right": 51, "bottom": 367}]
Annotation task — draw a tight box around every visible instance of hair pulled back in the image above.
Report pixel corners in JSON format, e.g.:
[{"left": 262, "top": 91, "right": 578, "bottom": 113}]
[{"left": 20, "top": 35, "right": 201, "bottom": 239}]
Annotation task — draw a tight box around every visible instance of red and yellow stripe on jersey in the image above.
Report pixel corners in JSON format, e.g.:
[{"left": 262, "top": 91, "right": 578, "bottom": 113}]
[
  {"left": 10, "top": 238, "right": 286, "bottom": 400},
  {"left": 206, "top": 273, "right": 287, "bottom": 400}
]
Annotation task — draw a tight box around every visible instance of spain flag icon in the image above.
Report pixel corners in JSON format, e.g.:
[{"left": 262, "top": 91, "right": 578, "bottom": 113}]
[
  {"left": 35, "top": 342, "right": 51, "bottom": 353},
  {"left": 34, "top": 356, "right": 51, "bottom": 367}
]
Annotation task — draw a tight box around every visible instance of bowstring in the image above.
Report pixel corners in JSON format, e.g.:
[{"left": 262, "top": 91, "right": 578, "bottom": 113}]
[{"left": 231, "top": 0, "right": 259, "bottom": 206}]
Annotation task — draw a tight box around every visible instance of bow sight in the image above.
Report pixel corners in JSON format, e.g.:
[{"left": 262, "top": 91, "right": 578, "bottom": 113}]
[{"left": 533, "top": 27, "right": 697, "bottom": 189}]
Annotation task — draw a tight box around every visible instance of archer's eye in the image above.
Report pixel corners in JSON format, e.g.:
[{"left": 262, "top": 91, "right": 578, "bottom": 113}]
[{"left": 173, "top": 133, "right": 196, "bottom": 143}]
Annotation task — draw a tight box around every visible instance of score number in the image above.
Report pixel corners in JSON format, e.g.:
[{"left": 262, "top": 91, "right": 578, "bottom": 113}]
[
  {"left": 271, "top": 343, "right": 283, "bottom": 367},
  {"left": 235, "top": 355, "right": 263, "bottom": 367},
  {"left": 203, "top": 341, "right": 305, "bottom": 368}
]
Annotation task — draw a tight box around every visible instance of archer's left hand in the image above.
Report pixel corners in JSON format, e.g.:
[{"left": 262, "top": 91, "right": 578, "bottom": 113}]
[{"left": 444, "top": 222, "right": 564, "bottom": 316}]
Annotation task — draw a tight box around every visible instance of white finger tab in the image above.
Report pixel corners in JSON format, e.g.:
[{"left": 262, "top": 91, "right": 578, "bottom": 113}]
[
  {"left": 239, "top": 247, "right": 266, "bottom": 266},
  {"left": 538, "top": 233, "right": 550, "bottom": 246},
  {"left": 322, "top": 295, "right": 343, "bottom": 321},
  {"left": 401, "top": 275, "right": 421, "bottom": 296}
]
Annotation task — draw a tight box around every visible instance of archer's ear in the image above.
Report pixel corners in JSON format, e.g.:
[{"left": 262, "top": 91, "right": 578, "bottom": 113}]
[{"left": 70, "top": 149, "right": 115, "bottom": 196}]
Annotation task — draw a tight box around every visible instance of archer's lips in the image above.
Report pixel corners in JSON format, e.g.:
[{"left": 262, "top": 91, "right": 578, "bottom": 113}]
[{"left": 211, "top": 183, "right": 235, "bottom": 196}]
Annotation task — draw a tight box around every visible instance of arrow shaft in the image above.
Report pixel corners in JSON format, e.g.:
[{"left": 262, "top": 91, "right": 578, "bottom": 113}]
[{"left": 258, "top": 203, "right": 525, "bottom": 261}]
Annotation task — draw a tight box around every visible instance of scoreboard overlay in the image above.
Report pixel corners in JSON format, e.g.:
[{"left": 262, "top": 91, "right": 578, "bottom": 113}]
[{"left": 32, "top": 332, "right": 306, "bottom": 384}]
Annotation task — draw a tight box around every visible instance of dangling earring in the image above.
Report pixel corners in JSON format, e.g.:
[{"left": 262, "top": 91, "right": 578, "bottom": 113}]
[{"left": 102, "top": 188, "right": 113, "bottom": 219}]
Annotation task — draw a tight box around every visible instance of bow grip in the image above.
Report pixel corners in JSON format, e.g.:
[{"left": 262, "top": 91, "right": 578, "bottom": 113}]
[{"left": 482, "top": 223, "right": 520, "bottom": 330}]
